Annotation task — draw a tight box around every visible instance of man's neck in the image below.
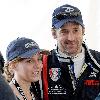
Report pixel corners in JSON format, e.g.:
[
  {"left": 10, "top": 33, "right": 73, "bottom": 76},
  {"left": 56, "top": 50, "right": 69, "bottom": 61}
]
[
  {"left": 56, "top": 47, "right": 85, "bottom": 62},
  {"left": 59, "top": 46, "right": 82, "bottom": 58}
]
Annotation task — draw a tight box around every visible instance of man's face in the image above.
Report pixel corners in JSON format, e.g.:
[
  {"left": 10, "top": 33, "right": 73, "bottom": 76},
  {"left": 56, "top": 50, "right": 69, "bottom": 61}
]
[{"left": 53, "top": 22, "right": 84, "bottom": 56}]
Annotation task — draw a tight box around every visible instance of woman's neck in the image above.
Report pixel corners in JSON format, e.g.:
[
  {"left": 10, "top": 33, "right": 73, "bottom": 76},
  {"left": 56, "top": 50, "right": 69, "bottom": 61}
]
[{"left": 13, "top": 76, "right": 31, "bottom": 91}]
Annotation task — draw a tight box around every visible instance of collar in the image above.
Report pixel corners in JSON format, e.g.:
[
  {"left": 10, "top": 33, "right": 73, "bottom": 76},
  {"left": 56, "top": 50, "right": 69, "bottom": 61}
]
[{"left": 56, "top": 46, "right": 85, "bottom": 62}]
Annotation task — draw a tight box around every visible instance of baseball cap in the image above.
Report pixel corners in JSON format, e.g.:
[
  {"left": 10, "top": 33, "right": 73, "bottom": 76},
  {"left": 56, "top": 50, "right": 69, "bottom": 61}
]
[
  {"left": 52, "top": 4, "right": 84, "bottom": 29},
  {"left": 6, "top": 37, "right": 42, "bottom": 61}
]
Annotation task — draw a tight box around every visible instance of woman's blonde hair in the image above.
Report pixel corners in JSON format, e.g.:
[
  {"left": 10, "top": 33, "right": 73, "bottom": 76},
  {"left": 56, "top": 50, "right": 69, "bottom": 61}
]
[{"left": 3, "top": 57, "right": 25, "bottom": 82}]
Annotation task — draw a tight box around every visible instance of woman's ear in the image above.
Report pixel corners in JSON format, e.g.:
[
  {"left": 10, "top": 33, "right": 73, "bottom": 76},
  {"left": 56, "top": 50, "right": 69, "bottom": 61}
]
[
  {"left": 8, "top": 62, "right": 16, "bottom": 75},
  {"left": 51, "top": 28, "right": 57, "bottom": 39},
  {"left": 9, "top": 61, "right": 17, "bottom": 70}
]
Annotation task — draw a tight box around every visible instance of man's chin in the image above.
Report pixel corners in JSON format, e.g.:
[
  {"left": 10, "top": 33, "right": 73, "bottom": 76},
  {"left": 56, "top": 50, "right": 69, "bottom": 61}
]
[{"left": 64, "top": 49, "right": 77, "bottom": 56}]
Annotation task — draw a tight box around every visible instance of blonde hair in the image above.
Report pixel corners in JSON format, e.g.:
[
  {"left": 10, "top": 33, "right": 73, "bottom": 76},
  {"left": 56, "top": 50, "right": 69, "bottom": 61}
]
[
  {"left": 3, "top": 57, "right": 25, "bottom": 82},
  {"left": 3, "top": 62, "right": 13, "bottom": 82}
]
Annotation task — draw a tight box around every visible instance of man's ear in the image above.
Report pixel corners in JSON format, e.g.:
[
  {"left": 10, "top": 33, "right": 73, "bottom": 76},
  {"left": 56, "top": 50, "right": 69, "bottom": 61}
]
[
  {"left": 51, "top": 28, "right": 57, "bottom": 39},
  {"left": 82, "top": 28, "right": 85, "bottom": 35}
]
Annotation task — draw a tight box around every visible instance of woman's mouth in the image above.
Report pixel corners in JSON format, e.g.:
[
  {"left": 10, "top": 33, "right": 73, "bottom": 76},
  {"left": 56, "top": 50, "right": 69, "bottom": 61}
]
[{"left": 32, "top": 71, "right": 39, "bottom": 76}]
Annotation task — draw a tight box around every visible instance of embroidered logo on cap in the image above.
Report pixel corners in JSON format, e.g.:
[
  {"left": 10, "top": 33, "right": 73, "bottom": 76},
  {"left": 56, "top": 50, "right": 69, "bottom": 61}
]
[
  {"left": 62, "top": 7, "right": 74, "bottom": 12},
  {"left": 25, "top": 42, "right": 38, "bottom": 48}
]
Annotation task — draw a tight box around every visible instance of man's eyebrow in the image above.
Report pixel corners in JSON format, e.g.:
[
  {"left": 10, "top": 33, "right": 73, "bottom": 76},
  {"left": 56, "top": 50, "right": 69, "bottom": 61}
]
[
  {"left": 60, "top": 27, "right": 79, "bottom": 30},
  {"left": 73, "top": 27, "right": 79, "bottom": 29}
]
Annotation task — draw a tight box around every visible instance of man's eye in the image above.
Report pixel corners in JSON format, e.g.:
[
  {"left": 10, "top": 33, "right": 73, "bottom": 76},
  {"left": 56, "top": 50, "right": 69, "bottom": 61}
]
[
  {"left": 75, "top": 30, "right": 78, "bottom": 32},
  {"left": 61, "top": 29, "right": 69, "bottom": 33},
  {"left": 73, "top": 29, "right": 78, "bottom": 33}
]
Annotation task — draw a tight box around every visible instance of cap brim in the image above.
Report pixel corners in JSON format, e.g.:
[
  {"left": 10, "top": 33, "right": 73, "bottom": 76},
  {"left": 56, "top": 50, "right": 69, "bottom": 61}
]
[
  {"left": 18, "top": 48, "right": 41, "bottom": 58},
  {"left": 54, "top": 19, "right": 84, "bottom": 29}
]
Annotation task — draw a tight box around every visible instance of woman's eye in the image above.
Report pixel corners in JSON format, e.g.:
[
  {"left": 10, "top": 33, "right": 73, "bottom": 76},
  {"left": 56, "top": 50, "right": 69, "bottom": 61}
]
[{"left": 26, "top": 59, "right": 33, "bottom": 63}]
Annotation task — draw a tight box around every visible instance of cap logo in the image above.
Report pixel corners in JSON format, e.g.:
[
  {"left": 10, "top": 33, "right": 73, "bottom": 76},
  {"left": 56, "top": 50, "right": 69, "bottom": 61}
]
[
  {"left": 62, "top": 7, "right": 74, "bottom": 12},
  {"left": 25, "top": 42, "right": 38, "bottom": 48}
]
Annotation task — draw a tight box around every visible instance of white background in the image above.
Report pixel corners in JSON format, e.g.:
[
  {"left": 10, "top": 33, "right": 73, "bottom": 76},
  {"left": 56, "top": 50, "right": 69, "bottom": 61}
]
[{"left": 0, "top": 0, "right": 100, "bottom": 60}]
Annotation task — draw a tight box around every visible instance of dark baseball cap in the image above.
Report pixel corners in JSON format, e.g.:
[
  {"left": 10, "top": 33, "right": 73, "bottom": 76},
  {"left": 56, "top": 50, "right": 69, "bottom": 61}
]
[
  {"left": 52, "top": 4, "right": 84, "bottom": 29},
  {"left": 6, "top": 37, "right": 42, "bottom": 61}
]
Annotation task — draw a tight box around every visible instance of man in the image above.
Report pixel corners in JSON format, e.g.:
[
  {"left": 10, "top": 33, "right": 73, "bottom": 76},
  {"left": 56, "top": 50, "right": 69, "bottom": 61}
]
[
  {"left": 0, "top": 52, "right": 17, "bottom": 100},
  {"left": 42, "top": 4, "right": 100, "bottom": 100}
]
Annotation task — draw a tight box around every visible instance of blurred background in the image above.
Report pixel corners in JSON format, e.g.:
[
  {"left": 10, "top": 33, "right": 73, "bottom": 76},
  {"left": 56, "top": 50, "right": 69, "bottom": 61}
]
[{"left": 0, "top": 0, "right": 100, "bottom": 60}]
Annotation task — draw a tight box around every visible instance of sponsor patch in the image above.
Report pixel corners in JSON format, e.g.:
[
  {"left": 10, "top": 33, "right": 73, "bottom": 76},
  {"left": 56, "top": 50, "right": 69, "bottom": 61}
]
[{"left": 49, "top": 68, "right": 61, "bottom": 82}]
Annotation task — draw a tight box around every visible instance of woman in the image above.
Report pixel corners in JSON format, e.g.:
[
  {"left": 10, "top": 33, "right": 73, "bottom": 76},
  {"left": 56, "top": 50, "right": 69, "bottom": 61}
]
[{"left": 4, "top": 37, "right": 43, "bottom": 100}]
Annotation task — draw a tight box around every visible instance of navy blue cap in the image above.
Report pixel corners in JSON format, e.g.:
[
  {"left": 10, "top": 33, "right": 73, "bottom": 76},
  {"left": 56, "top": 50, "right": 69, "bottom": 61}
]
[
  {"left": 6, "top": 37, "right": 41, "bottom": 61},
  {"left": 52, "top": 4, "right": 84, "bottom": 29}
]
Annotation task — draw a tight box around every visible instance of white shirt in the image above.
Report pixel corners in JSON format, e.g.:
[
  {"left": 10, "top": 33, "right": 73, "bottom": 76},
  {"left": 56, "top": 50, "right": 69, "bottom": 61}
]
[{"left": 56, "top": 47, "right": 85, "bottom": 78}]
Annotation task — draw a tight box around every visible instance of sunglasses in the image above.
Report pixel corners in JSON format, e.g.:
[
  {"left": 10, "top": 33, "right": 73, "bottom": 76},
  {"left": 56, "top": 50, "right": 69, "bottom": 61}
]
[{"left": 53, "top": 11, "right": 81, "bottom": 20}]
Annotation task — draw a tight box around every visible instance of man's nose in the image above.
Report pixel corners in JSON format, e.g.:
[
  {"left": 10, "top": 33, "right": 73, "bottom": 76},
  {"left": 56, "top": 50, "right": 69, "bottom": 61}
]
[{"left": 67, "top": 32, "right": 75, "bottom": 41}]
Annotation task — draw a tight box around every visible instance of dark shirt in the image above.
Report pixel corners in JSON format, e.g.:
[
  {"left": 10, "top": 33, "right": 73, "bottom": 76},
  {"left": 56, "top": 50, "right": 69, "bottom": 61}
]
[
  {"left": 0, "top": 74, "right": 17, "bottom": 100},
  {"left": 42, "top": 44, "right": 100, "bottom": 100}
]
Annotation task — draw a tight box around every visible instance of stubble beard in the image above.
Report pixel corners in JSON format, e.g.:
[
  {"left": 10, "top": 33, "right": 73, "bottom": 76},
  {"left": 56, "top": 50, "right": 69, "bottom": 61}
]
[{"left": 59, "top": 41, "right": 82, "bottom": 57}]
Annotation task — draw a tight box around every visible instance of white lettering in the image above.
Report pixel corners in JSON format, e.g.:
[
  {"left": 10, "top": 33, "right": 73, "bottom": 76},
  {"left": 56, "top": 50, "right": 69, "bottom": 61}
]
[
  {"left": 25, "top": 42, "right": 38, "bottom": 48},
  {"left": 62, "top": 7, "right": 74, "bottom": 12}
]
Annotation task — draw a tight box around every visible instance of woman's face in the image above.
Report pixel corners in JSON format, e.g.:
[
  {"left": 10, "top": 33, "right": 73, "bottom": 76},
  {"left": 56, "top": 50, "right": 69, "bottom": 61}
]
[{"left": 14, "top": 53, "right": 43, "bottom": 82}]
